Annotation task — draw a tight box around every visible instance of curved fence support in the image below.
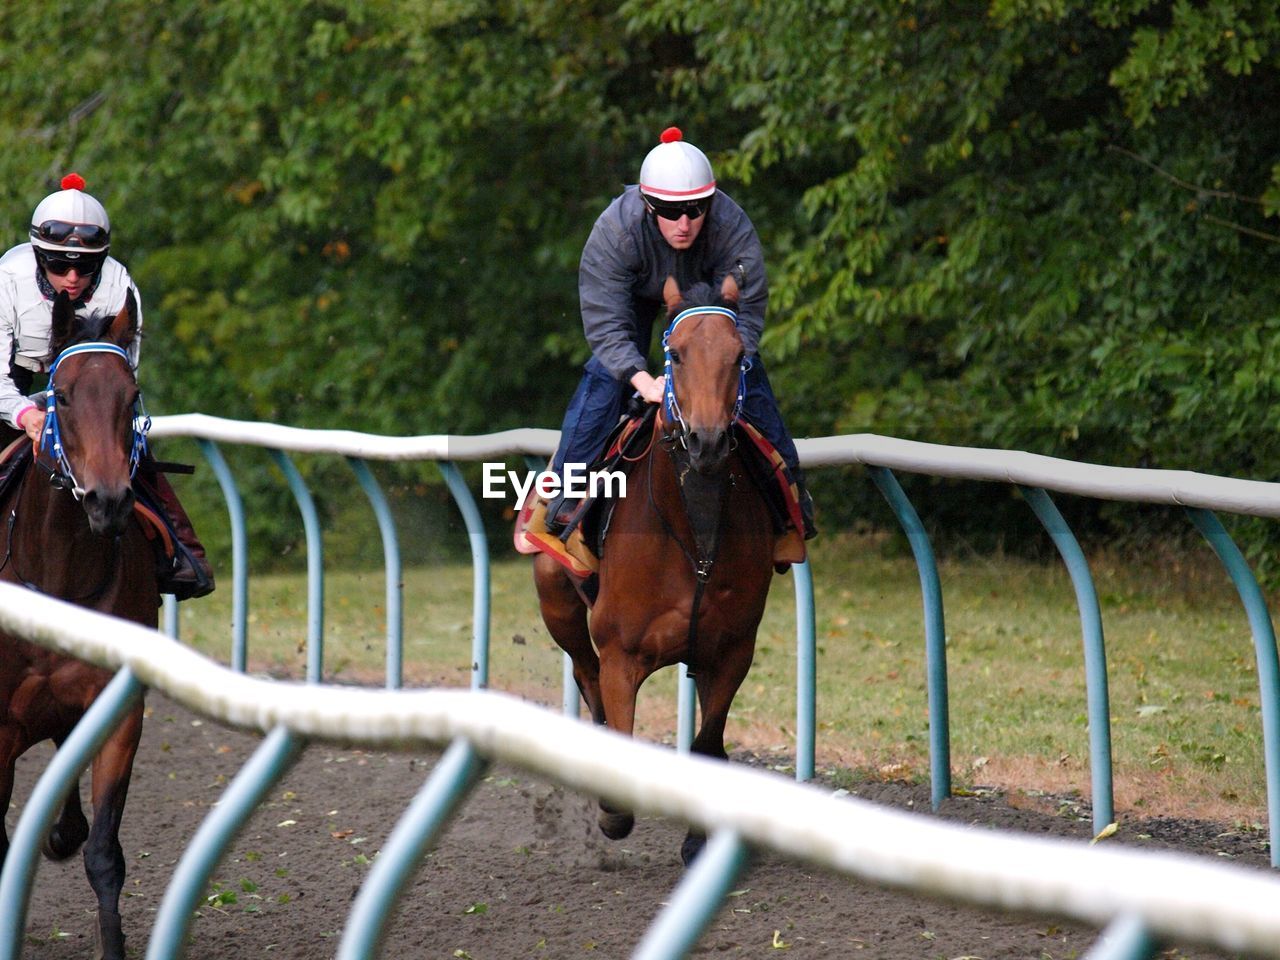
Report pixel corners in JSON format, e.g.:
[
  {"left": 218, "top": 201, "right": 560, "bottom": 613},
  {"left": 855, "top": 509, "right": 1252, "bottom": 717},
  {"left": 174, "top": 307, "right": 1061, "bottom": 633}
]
[
  {"left": 338, "top": 740, "right": 488, "bottom": 959},
  {"left": 269, "top": 449, "right": 324, "bottom": 683},
  {"left": 147, "top": 726, "right": 304, "bottom": 959},
  {"left": 438, "top": 460, "right": 490, "bottom": 690},
  {"left": 9, "top": 585, "right": 1280, "bottom": 959},
  {"left": 162, "top": 594, "right": 178, "bottom": 639},
  {"left": 0, "top": 668, "right": 144, "bottom": 960},
  {"left": 868, "top": 466, "right": 951, "bottom": 809},
  {"left": 633, "top": 829, "right": 749, "bottom": 960},
  {"left": 1019, "top": 485, "right": 1115, "bottom": 834},
  {"left": 347, "top": 456, "right": 404, "bottom": 690},
  {"left": 1186, "top": 507, "right": 1280, "bottom": 868},
  {"left": 197, "top": 438, "right": 249, "bottom": 672},
  {"left": 793, "top": 559, "right": 817, "bottom": 781},
  {"left": 563, "top": 653, "right": 580, "bottom": 717},
  {"left": 1083, "top": 915, "right": 1156, "bottom": 960},
  {"left": 678, "top": 664, "right": 696, "bottom": 753}
]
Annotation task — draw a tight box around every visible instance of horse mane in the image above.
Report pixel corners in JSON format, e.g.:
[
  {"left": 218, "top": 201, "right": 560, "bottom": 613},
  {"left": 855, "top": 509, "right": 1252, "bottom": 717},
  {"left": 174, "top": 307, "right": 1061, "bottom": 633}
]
[
  {"left": 668, "top": 280, "right": 724, "bottom": 315},
  {"left": 44, "top": 290, "right": 135, "bottom": 364}
]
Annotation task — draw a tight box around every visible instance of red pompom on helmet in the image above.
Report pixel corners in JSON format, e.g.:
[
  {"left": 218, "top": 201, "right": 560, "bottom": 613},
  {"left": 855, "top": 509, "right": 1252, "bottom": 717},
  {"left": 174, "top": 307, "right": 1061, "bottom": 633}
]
[
  {"left": 639, "top": 127, "right": 716, "bottom": 202},
  {"left": 29, "top": 173, "right": 111, "bottom": 254}
]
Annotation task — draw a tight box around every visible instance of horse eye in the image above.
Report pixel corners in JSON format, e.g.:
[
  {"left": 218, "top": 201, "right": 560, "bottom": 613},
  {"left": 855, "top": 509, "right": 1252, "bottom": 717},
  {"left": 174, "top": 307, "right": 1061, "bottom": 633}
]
[
  {"left": 669, "top": 350, "right": 682, "bottom": 365},
  {"left": 53, "top": 389, "right": 69, "bottom": 405}
]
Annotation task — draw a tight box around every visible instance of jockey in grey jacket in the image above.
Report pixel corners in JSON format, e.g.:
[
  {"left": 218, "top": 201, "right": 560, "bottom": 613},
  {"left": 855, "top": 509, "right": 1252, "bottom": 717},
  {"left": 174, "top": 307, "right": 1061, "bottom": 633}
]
[{"left": 550, "top": 128, "right": 815, "bottom": 538}]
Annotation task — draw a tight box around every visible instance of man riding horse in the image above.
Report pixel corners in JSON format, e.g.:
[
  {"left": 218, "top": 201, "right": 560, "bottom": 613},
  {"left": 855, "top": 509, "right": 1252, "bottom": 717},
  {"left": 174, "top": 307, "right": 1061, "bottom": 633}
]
[
  {"left": 0, "top": 173, "right": 214, "bottom": 600},
  {"left": 546, "top": 127, "right": 816, "bottom": 540}
]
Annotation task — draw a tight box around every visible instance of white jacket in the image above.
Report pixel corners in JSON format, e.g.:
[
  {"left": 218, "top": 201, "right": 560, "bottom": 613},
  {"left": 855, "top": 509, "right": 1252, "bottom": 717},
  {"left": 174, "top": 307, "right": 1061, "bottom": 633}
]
[{"left": 0, "top": 243, "right": 143, "bottom": 429}]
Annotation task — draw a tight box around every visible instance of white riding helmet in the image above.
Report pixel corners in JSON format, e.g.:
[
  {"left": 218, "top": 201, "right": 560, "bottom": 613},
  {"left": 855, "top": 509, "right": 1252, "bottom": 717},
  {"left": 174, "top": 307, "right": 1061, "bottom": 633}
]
[
  {"left": 29, "top": 173, "right": 111, "bottom": 254},
  {"left": 638, "top": 127, "right": 716, "bottom": 202}
]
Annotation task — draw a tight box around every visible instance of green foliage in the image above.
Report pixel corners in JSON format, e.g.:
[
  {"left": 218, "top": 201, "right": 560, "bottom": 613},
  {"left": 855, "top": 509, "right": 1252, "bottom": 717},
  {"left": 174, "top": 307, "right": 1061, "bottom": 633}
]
[
  {"left": 2, "top": 1, "right": 1280, "bottom": 562},
  {"left": 627, "top": 0, "right": 1280, "bottom": 557}
]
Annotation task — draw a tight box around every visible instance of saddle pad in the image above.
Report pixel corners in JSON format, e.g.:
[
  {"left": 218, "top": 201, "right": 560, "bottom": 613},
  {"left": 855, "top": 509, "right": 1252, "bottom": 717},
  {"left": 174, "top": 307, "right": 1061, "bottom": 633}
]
[
  {"left": 735, "top": 419, "right": 807, "bottom": 567},
  {"left": 514, "top": 495, "right": 597, "bottom": 578}
]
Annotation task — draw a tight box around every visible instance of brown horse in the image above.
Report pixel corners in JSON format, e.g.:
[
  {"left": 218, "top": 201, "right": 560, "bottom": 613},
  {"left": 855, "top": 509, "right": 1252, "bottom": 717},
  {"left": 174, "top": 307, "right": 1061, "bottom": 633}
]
[
  {"left": 0, "top": 290, "right": 157, "bottom": 960},
  {"left": 535, "top": 274, "right": 777, "bottom": 863}
]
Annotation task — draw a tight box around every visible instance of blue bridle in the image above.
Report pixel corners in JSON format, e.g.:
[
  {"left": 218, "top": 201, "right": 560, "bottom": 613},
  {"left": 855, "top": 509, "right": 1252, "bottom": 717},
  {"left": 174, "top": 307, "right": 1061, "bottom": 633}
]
[
  {"left": 661, "top": 305, "right": 751, "bottom": 436},
  {"left": 41, "top": 342, "right": 151, "bottom": 499}
]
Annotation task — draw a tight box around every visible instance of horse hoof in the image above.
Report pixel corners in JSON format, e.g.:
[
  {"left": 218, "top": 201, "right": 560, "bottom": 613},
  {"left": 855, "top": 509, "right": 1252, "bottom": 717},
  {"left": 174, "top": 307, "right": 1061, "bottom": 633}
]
[
  {"left": 598, "top": 809, "right": 635, "bottom": 840},
  {"left": 42, "top": 820, "right": 88, "bottom": 861},
  {"left": 680, "top": 832, "right": 707, "bottom": 866}
]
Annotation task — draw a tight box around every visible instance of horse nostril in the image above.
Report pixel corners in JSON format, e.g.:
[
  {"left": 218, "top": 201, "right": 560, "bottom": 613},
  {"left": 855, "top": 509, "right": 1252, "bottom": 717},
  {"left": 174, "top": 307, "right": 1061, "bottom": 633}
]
[
  {"left": 713, "top": 430, "right": 730, "bottom": 459},
  {"left": 83, "top": 487, "right": 135, "bottom": 537}
]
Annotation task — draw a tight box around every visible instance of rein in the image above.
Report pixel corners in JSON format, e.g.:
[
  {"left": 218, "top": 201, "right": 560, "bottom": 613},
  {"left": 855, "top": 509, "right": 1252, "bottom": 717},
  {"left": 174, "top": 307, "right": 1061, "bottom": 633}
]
[
  {"left": 0, "top": 504, "right": 120, "bottom": 604},
  {"left": 649, "top": 300, "right": 753, "bottom": 679},
  {"left": 41, "top": 342, "right": 151, "bottom": 499},
  {"left": 648, "top": 425, "right": 732, "bottom": 681},
  {"left": 661, "top": 305, "right": 750, "bottom": 444}
]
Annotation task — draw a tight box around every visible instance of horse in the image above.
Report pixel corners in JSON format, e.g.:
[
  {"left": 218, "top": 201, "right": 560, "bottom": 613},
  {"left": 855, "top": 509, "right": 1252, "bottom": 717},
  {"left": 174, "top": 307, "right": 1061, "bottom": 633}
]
[
  {"left": 0, "top": 290, "right": 158, "bottom": 960},
  {"left": 534, "top": 273, "right": 778, "bottom": 864}
]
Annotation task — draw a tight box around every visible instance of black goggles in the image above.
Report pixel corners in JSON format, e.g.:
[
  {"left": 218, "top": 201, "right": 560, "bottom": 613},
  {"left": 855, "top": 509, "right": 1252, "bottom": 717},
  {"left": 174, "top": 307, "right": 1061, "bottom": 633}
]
[
  {"left": 646, "top": 196, "right": 711, "bottom": 221},
  {"left": 37, "top": 249, "right": 105, "bottom": 277},
  {"left": 31, "top": 219, "right": 110, "bottom": 249}
]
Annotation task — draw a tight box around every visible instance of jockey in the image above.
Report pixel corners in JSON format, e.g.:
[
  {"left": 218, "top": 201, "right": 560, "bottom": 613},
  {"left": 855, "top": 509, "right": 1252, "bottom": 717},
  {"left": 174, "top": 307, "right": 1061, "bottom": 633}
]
[
  {"left": 0, "top": 173, "right": 215, "bottom": 600},
  {"left": 548, "top": 127, "right": 816, "bottom": 538}
]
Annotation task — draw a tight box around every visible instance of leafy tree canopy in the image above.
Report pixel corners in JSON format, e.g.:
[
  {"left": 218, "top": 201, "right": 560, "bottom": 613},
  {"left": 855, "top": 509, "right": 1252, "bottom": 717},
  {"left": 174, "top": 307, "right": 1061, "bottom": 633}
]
[{"left": 3, "top": 1, "right": 1279, "bottom": 560}]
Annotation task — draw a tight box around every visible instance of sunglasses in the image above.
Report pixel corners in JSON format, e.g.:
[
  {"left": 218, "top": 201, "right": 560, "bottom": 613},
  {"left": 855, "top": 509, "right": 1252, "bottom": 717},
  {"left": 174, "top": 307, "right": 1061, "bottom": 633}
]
[
  {"left": 31, "top": 220, "right": 110, "bottom": 249},
  {"left": 647, "top": 197, "right": 710, "bottom": 221},
  {"left": 39, "top": 252, "right": 105, "bottom": 277}
]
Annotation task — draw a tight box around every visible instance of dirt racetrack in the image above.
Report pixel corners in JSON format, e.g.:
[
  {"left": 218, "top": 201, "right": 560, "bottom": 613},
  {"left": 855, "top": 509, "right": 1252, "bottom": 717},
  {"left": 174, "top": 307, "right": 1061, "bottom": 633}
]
[{"left": 6, "top": 691, "right": 1273, "bottom": 960}]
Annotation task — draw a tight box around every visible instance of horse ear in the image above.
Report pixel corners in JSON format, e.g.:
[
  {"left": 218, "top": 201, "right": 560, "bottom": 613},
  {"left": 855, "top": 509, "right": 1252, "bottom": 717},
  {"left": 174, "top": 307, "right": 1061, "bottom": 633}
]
[
  {"left": 662, "top": 276, "right": 682, "bottom": 315},
  {"left": 48, "top": 291, "right": 75, "bottom": 356},
  {"left": 106, "top": 289, "right": 138, "bottom": 350},
  {"left": 720, "top": 271, "right": 740, "bottom": 307}
]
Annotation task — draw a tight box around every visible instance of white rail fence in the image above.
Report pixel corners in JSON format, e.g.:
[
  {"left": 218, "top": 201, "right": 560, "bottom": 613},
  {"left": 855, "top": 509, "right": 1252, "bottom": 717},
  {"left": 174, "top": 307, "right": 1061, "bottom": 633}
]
[{"left": 2, "top": 586, "right": 1280, "bottom": 959}]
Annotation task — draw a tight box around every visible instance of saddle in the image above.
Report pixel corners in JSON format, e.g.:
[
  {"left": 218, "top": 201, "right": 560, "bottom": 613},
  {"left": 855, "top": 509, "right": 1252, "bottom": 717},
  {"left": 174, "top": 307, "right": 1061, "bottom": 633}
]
[{"left": 515, "top": 409, "right": 807, "bottom": 600}]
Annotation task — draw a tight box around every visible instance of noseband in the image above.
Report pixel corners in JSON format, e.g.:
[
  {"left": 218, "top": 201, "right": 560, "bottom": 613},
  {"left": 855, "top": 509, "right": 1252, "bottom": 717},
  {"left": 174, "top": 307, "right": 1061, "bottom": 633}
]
[
  {"left": 41, "top": 342, "right": 151, "bottom": 500},
  {"left": 661, "top": 305, "right": 750, "bottom": 446}
]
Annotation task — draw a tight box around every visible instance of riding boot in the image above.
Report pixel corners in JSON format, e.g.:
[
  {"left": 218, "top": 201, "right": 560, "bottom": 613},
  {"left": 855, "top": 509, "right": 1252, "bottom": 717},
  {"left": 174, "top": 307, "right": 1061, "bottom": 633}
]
[
  {"left": 545, "top": 490, "right": 590, "bottom": 541},
  {"left": 134, "top": 467, "right": 215, "bottom": 600},
  {"left": 544, "top": 490, "right": 575, "bottom": 533},
  {"left": 794, "top": 471, "right": 818, "bottom": 541}
]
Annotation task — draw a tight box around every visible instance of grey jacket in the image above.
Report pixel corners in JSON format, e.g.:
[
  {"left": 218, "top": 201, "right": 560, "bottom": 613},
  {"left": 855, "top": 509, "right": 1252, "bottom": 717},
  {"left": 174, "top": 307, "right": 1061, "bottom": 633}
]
[{"left": 578, "top": 186, "right": 767, "bottom": 381}]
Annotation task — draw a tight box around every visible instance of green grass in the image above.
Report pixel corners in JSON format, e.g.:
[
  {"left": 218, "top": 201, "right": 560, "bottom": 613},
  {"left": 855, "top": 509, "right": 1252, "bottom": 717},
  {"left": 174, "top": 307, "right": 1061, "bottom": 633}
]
[{"left": 173, "top": 531, "right": 1271, "bottom": 825}]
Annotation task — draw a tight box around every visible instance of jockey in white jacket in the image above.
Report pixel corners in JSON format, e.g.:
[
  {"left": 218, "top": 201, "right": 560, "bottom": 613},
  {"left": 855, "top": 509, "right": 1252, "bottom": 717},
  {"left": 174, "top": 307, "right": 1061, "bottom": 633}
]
[{"left": 0, "top": 174, "right": 213, "bottom": 600}]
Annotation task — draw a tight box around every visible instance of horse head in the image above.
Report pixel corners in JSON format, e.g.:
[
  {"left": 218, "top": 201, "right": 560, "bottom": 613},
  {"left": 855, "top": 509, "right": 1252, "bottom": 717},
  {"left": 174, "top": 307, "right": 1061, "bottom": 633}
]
[
  {"left": 42, "top": 290, "right": 145, "bottom": 537},
  {"left": 660, "top": 273, "right": 745, "bottom": 475}
]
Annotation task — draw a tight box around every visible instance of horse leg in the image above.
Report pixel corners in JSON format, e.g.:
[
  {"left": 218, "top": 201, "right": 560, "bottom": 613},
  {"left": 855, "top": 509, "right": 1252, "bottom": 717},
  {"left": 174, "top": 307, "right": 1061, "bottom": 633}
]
[
  {"left": 533, "top": 556, "right": 605, "bottom": 724},
  {"left": 0, "top": 742, "right": 14, "bottom": 867},
  {"left": 680, "top": 640, "right": 757, "bottom": 865},
  {"left": 594, "top": 648, "right": 648, "bottom": 840},
  {"left": 82, "top": 704, "right": 143, "bottom": 960},
  {"left": 0, "top": 721, "right": 31, "bottom": 867},
  {"left": 43, "top": 736, "right": 89, "bottom": 861}
]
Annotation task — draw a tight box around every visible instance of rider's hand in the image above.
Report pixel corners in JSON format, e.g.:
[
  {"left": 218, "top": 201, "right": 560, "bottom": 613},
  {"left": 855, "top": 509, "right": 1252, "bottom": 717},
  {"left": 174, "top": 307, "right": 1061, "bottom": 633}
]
[
  {"left": 629, "top": 370, "right": 666, "bottom": 405},
  {"left": 17, "top": 406, "right": 44, "bottom": 443}
]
